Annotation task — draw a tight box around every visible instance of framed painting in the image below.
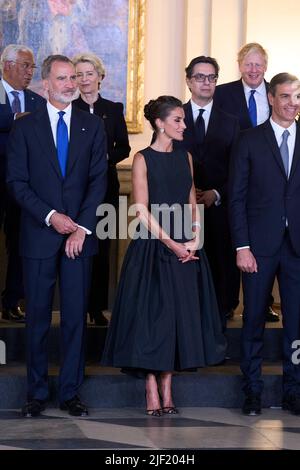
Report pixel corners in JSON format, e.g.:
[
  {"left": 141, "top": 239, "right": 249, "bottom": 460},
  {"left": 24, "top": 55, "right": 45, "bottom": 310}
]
[{"left": 0, "top": 0, "right": 145, "bottom": 133}]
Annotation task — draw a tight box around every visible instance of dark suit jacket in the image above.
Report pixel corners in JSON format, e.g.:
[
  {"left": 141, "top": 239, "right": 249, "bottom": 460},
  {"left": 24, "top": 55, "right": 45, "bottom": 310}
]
[
  {"left": 229, "top": 120, "right": 300, "bottom": 256},
  {"left": 6, "top": 103, "right": 107, "bottom": 259},
  {"left": 73, "top": 95, "right": 130, "bottom": 206},
  {"left": 214, "top": 79, "right": 271, "bottom": 130},
  {"left": 181, "top": 101, "right": 239, "bottom": 201},
  {"left": 0, "top": 80, "right": 45, "bottom": 225}
]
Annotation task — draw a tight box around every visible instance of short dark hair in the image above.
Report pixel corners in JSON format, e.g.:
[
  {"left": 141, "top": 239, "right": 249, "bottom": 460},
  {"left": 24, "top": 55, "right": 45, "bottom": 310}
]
[
  {"left": 144, "top": 95, "right": 183, "bottom": 132},
  {"left": 185, "top": 56, "right": 219, "bottom": 78},
  {"left": 269, "top": 72, "right": 299, "bottom": 96},
  {"left": 41, "top": 54, "right": 73, "bottom": 79}
]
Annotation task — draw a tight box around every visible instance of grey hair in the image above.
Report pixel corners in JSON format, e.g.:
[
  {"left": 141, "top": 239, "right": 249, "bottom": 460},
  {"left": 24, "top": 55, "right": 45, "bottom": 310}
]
[
  {"left": 41, "top": 54, "right": 73, "bottom": 79},
  {"left": 0, "top": 44, "right": 34, "bottom": 64}
]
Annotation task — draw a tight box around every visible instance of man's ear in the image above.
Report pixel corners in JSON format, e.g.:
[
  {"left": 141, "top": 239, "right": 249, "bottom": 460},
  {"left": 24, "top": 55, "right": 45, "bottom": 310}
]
[
  {"left": 267, "top": 91, "right": 273, "bottom": 107},
  {"left": 42, "top": 79, "right": 49, "bottom": 93}
]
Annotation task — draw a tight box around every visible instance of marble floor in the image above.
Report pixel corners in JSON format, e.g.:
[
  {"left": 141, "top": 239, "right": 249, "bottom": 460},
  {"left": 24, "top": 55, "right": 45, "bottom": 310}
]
[{"left": 0, "top": 406, "right": 299, "bottom": 451}]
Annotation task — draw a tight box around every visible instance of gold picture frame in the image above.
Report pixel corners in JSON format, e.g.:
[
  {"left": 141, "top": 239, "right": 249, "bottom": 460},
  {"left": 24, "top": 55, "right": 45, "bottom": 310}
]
[{"left": 126, "top": 0, "right": 145, "bottom": 133}]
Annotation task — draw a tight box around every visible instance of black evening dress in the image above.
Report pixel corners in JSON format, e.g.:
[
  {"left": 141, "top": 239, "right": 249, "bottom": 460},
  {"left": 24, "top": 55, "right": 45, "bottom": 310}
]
[{"left": 101, "top": 147, "right": 227, "bottom": 375}]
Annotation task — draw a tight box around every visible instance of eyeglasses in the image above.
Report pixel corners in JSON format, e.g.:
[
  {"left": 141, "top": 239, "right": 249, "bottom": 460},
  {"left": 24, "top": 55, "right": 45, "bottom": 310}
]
[
  {"left": 10, "top": 61, "right": 37, "bottom": 71},
  {"left": 191, "top": 73, "right": 218, "bottom": 83}
]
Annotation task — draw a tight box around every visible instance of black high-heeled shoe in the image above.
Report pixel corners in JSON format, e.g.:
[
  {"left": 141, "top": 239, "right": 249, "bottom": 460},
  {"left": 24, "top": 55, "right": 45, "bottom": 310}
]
[
  {"left": 145, "top": 392, "right": 162, "bottom": 417},
  {"left": 146, "top": 408, "right": 163, "bottom": 417},
  {"left": 158, "top": 384, "right": 179, "bottom": 414},
  {"left": 162, "top": 406, "right": 179, "bottom": 414}
]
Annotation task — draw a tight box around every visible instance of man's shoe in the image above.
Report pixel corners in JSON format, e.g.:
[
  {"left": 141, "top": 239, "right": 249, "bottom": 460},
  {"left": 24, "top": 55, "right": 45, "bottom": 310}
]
[
  {"left": 242, "top": 394, "right": 261, "bottom": 416},
  {"left": 282, "top": 393, "right": 300, "bottom": 415},
  {"left": 60, "top": 396, "right": 88, "bottom": 416},
  {"left": 265, "top": 306, "right": 280, "bottom": 322},
  {"left": 89, "top": 311, "right": 108, "bottom": 326},
  {"left": 21, "top": 399, "right": 46, "bottom": 418},
  {"left": 2, "top": 306, "right": 25, "bottom": 322}
]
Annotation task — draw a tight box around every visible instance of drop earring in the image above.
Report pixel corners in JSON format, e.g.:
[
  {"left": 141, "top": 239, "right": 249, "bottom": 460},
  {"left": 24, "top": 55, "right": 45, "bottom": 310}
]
[{"left": 159, "top": 128, "right": 165, "bottom": 133}]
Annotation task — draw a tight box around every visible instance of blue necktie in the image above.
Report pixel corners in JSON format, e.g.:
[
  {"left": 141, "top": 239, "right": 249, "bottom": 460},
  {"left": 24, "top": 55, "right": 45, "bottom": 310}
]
[
  {"left": 11, "top": 91, "right": 21, "bottom": 113},
  {"left": 280, "top": 130, "right": 290, "bottom": 177},
  {"left": 195, "top": 108, "right": 205, "bottom": 144},
  {"left": 248, "top": 89, "right": 257, "bottom": 127},
  {"left": 56, "top": 111, "right": 69, "bottom": 178}
]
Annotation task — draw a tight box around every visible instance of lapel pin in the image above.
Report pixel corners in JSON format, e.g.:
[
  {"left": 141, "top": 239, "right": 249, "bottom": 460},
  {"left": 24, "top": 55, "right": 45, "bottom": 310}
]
[{"left": 82, "top": 128, "right": 86, "bottom": 131}]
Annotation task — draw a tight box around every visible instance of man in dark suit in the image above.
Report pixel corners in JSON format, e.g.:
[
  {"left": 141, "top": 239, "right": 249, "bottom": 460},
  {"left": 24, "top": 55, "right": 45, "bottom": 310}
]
[
  {"left": 181, "top": 56, "right": 240, "bottom": 331},
  {"left": 6, "top": 55, "right": 107, "bottom": 417},
  {"left": 0, "top": 44, "right": 45, "bottom": 322},
  {"left": 229, "top": 73, "right": 300, "bottom": 415},
  {"left": 214, "top": 42, "right": 278, "bottom": 322}
]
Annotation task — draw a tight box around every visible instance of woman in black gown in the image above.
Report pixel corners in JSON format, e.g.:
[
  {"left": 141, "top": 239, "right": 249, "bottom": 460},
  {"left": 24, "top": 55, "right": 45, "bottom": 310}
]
[
  {"left": 101, "top": 96, "right": 226, "bottom": 416},
  {"left": 73, "top": 52, "right": 131, "bottom": 325}
]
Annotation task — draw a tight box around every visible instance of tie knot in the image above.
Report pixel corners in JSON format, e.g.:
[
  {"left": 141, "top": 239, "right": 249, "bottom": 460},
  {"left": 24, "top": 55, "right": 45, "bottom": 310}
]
[
  {"left": 250, "top": 89, "right": 256, "bottom": 96},
  {"left": 282, "top": 129, "right": 290, "bottom": 140},
  {"left": 11, "top": 91, "right": 19, "bottom": 98},
  {"left": 198, "top": 108, "right": 205, "bottom": 117},
  {"left": 58, "top": 111, "right": 65, "bottom": 119}
]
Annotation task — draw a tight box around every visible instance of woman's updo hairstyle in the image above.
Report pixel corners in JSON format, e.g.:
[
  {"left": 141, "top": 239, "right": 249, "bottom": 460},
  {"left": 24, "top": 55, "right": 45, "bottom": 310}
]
[{"left": 144, "top": 95, "right": 183, "bottom": 132}]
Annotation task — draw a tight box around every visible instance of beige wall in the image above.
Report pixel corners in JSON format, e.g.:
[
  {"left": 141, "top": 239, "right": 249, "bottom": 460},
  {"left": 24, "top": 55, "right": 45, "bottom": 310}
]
[{"left": 123, "top": 0, "right": 300, "bottom": 164}]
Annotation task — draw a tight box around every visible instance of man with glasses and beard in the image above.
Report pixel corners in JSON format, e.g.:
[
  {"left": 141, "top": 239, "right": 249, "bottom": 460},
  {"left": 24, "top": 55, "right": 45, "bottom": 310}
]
[{"left": 6, "top": 55, "right": 107, "bottom": 418}]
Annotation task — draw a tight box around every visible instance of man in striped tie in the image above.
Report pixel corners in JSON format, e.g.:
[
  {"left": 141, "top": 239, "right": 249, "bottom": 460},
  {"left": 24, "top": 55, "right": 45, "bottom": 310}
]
[{"left": 0, "top": 44, "right": 45, "bottom": 322}]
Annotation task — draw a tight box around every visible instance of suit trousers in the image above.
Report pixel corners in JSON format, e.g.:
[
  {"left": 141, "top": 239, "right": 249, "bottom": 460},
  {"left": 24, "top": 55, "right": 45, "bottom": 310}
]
[
  {"left": 241, "top": 231, "right": 300, "bottom": 396},
  {"left": 23, "top": 252, "right": 92, "bottom": 402}
]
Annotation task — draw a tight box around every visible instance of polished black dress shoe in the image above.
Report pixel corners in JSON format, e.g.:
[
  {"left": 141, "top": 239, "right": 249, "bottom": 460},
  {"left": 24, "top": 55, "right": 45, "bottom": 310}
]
[
  {"left": 282, "top": 393, "right": 300, "bottom": 415},
  {"left": 2, "top": 306, "right": 25, "bottom": 322},
  {"left": 242, "top": 394, "right": 261, "bottom": 416},
  {"left": 22, "top": 399, "right": 46, "bottom": 418},
  {"left": 60, "top": 396, "right": 88, "bottom": 416},
  {"left": 89, "top": 311, "right": 108, "bottom": 326},
  {"left": 265, "top": 306, "right": 280, "bottom": 322}
]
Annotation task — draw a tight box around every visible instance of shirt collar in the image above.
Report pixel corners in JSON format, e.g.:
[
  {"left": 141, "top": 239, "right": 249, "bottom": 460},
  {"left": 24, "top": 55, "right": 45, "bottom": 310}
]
[
  {"left": 270, "top": 117, "right": 296, "bottom": 137},
  {"left": 190, "top": 98, "right": 213, "bottom": 114},
  {"left": 242, "top": 79, "right": 267, "bottom": 96},
  {"left": 47, "top": 101, "right": 72, "bottom": 119},
  {"left": 1, "top": 78, "right": 25, "bottom": 95}
]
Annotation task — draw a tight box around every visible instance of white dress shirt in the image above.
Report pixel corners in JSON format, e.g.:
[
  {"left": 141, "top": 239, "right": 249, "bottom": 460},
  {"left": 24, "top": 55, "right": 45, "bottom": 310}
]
[
  {"left": 45, "top": 101, "right": 91, "bottom": 234},
  {"left": 242, "top": 80, "right": 270, "bottom": 125},
  {"left": 269, "top": 118, "right": 296, "bottom": 176},
  {"left": 1, "top": 78, "right": 25, "bottom": 114},
  {"left": 190, "top": 99, "right": 220, "bottom": 205}
]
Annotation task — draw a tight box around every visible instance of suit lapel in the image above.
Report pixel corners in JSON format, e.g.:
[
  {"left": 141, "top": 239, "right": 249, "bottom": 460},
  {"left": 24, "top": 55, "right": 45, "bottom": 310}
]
[
  {"left": 0, "top": 80, "right": 11, "bottom": 111},
  {"left": 205, "top": 105, "right": 219, "bottom": 140},
  {"left": 184, "top": 101, "right": 195, "bottom": 135},
  {"left": 24, "top": 90, "right": 38, "bottom": 112},
  {"left": 263, "top": 121, "right": 287, "bottom": 178},
  {"left": 235, "top": 80, "right": 250, "bottom": 124},
  {"left": 67, "top": 106, "right": 86, "bottom": 176},
  {"left": 289, "top": 125, "right": 300, "bottom": 180},
  {"left": 33, "top": 106, "right": 62, "bottom": 179}
]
